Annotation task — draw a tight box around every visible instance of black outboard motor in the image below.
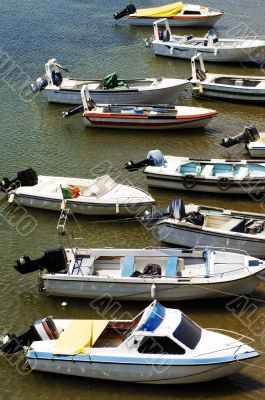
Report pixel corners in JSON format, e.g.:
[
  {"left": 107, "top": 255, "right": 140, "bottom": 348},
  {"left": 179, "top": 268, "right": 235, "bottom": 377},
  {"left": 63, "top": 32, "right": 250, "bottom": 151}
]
[
  {"left": 221, "top": 123, "right": 260, "bottom": 148},
  {"left": 31, "top": 76, "right": 48, "bottom": 94},
  {"left": 0, "top": 317, "right": 59, "bottom": 355},
  {"left": 1, "top": 168, "right": 38, "bottom": 191},
  {"left": 14, "top": 248, "right": 67, "bottom": 275},
  {"left": 113, "top": 4, "right": 136, "bottom": 19},
  {"left": 125, "top": 149, "right": 166, "bottom": 171}
]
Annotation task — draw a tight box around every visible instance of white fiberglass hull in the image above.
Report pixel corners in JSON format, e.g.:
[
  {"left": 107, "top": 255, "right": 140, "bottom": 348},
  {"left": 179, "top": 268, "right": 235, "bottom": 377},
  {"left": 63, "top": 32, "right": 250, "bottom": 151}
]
[
  {"left": 12, "top": 195, "right": 153, "bottom": 216},
  {"left": 145, "top": 173, "right": 265, "bottom": 195},
  {"left": 27, "top": 355, "right": 254, "bottom": 384},
  {"left": 247, "top": 144, "right": 265, "bottom": 158},
  {"left": 42, "top": 274, "right": 260, "bottom": 300},
  {"left": 197, "top": 83, "right": 265, "bottom": 103},
  {"left": 45, "top": 81, "right": 188, "bottom": 105},
  {"left": 129, "top": 14, "right": 222, "bottom": 27},
  {"left": 157, "top": 222, "right": 265, "bottom": 258},
  {"left": 153, "top": 43, "right": 265, "bottom": 63}
]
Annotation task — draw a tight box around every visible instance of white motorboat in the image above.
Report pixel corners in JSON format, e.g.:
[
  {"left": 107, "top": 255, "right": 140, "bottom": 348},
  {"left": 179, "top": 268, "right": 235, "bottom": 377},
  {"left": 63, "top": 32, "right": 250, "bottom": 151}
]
[
  {"left": 14, "top": 246, "right": 265, "bottom": 300},
  {"left": 221, "top": 123, "right": 265, "bottom": 158},
  {"left": 1, "top": 168, "right": 155, "bottom": 216},
  {"left": 191, "top": 53, "right": 265, "bottom": 102},
  {"left": 114, "top": 2, "right": 223, "bottom": 27},
  {"left": 125, "top": 149, "right": 265, "bottom": 195},
  {"left": 0, "top": 300, "right": 259, "bottom": 384},
  {"left": 30, "top": 58, "right": 189, "bottom": 105},
  {"left": 144, "top": 198, "right": 265, "bottom": 258},
  {"left": 145, "top": 19, "right": 265, "bottom": 63},
  {"left": 63, "top": 85, "right": 217, "bottom": 130}
]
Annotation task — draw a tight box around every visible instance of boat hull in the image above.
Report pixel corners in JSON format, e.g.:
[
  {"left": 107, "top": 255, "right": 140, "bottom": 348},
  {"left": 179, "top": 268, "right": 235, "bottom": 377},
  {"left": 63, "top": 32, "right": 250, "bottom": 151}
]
[
  {"left": 27, "top": 355, "right": 254, "bottom": 384},
  {"left": 129, "top": 14, "right": 222, "bottom": 27},
  {"left": 247, "top": 145, "right": 265, "bottom": 158},
  {"left": 45, "top": 82, "right": 188, "bottom": 105},
  {"left": 83, "top": 115, "right": 214, "bottom": 130},
  {"left": 153, "top": 43, "right": 265, "bottom": 63},
  {"left": 42, "top": 275, "right": 260, "bottom": 300},
  {"left": 157, "top": 222, "right": 265, "bottom": 258},
  {"left": 196, "top": 84, "right": 265, "bottom": 103},
  {"left": 12, "top": 195, "right": 153, "bottom": 216},
  {"left": 144, "top": 172, "right": 265, "bottom": 194}
]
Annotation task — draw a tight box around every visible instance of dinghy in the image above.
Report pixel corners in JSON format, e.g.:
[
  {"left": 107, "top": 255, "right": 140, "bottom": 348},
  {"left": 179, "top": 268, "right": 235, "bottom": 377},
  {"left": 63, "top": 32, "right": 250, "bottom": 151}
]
[
  {"left": 63, "top": 85, "right": 217, "bottom": 130},
  {"left": 125, "top": 149, "right": 265, "bottom": 195},
  {"left": 0, "top": 168, "right": 155, "bottom": 216},
  {"left": 191, "top": 53, "right": 265, "bottom": 102},
  {"left": 30, "top": 58, "right": 189, "bottom": 105},
  {"left": 114, "top": 2, "right": 223, "bottom": 27},
  {"left": 144, "top": 198, "right": 265, "bottom": 258},
  {"left": 0, "top": 300, "right": 259, "bottom": 383},
  {"left": 14, "top": 246, "right": 265, "bottom": 300},
  {"left": 145, "top": 19, "right": 265, "bottom": 63},
  {"left": 221, "top": 123, "right": 265, "bottom": 158}
]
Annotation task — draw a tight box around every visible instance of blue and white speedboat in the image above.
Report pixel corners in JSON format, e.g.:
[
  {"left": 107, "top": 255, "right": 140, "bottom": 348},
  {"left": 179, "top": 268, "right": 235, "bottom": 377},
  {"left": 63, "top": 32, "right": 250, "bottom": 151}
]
[{"left": 0, "top": 301, "right": 259, "bottom": 384}]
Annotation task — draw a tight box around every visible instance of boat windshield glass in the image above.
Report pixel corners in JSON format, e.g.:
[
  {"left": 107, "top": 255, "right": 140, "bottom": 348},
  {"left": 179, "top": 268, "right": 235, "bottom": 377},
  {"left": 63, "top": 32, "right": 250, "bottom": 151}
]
[
  {"left": 138, "top": 302, "right": 165, "bottom": 332},
  {"left": 173, "top": 314, "right": 202, "bottom": 349}
]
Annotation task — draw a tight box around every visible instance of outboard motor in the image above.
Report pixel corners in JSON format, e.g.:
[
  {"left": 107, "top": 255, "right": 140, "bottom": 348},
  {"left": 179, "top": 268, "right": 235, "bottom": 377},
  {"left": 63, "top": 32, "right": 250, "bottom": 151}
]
[
  {"left": 125, "top": 149, "right": 166, "bottom": 171},
  {"left": 113, "top": 4, "right": 136, "bottom": 19},
  {"left": 143, "top": 198, "right": 186, "bottom": 226},
  {"left": 0, "top": 316, "right": 59, "bottom": 355},
  {"left": 221, "top": 123, "right": 260, "bottom": 148},
  {"left": 1, "top": 168, "right": 38, "bottom": 190},
  {"left": 14, "top": 248, "right": 67, "bottom": 275},
  {"left": 31, "top": 76, "right": 48, "bottom": 94}
]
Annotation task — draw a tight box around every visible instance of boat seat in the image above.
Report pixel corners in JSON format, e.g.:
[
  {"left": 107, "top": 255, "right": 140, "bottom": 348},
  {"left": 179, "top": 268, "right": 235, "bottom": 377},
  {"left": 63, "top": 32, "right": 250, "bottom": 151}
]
[
  {"left": 165, "top": 256, "right": 178, "bottom": 277},
  {"left": 220, "top": 218, "right": 242, "bottom": 231},
  {"left": 72, "top": 256, "right": 95, "bottom": 275},
  {"left": 215, "top": 171, "right": 234, "bottom": 178},
  {"left": 201, "top": 164, "right": 214, "bottom": 177},
  {"left": 121, "top": 256, "right": 135, "bottom": 277},
  {"left": 236, "top": 167, "right": 248, "bottom": 179}
]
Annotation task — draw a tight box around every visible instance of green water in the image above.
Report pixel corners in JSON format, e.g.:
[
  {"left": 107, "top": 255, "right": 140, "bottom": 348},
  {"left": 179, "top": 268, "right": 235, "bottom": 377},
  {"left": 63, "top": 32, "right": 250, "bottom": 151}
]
[{"left": 1, "top": 0, "right": 265, "bottom": 398}]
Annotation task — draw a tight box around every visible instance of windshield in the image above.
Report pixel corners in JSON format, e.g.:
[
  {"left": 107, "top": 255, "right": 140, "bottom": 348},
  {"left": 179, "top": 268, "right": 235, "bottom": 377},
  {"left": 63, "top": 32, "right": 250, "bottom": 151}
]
[
  {"left": 173, "top": 314, "right": 202, "bottom": 349},
  {"left": 138, "top": 302, "right": 165, "bottom": 332}
]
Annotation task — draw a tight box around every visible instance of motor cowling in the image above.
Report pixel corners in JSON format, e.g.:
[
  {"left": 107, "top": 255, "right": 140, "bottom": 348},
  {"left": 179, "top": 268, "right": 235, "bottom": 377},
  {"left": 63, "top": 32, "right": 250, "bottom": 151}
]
[
  {"left": 113, "top": 4, "right": 136, "bottom": 19},
  {"left": 14, "top": 248, "right": 67, "bottom": 275},
  {"left": 1, "top": 168, "right": 38, "bottom": 190},
  {"left": 31, "top": 76, "right": 48, "bottom": 94},
  {"left": 143, "top": 199, "right": 186, "bottom": 226},
  {"left": 125, "top": 150, "right": 166, "bottom": 171},
  {"left": 221, "top": 123, "right": 259, "bottom": 148}
]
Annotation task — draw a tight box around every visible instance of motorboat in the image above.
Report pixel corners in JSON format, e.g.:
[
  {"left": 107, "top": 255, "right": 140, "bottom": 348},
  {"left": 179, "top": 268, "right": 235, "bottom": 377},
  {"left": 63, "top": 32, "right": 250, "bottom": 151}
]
[
  {"left": 63, "top": 85, "right": 217, "bottom": 130},
  {"left": 13, "top": 245, "right": 265, "bottom": 300},
  {"left": 30, "top": 58, "right": 189, "bottom": 105},
  {"left": 144, "top": 198, "right": 265, "bottom": 258},
  {"left": 145, "top": 19, "right": 265, "bottom": 63},
  {"left": 0, "top": 300, "right": 259, "bottom": 383},
  {"left": 191, "top": 53, "right": 265, "bottom": 102},
  {"left": 113, "top": 2, "right": 223, "bottom": 27},
  {"left": 125, "top": 149, "right": 265, "bottom": 195},
  {"left": 0, "top": 168, "right": 155, "bottom": 216},
  {"left": 221, "top": 123, "right": 265, "bottom": 158}
]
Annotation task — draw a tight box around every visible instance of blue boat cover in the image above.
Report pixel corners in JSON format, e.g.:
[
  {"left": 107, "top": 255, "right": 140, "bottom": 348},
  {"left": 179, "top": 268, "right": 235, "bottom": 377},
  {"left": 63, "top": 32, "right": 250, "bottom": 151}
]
[{"left": 139, "top": 301, "right": 165, "bottom": 332}]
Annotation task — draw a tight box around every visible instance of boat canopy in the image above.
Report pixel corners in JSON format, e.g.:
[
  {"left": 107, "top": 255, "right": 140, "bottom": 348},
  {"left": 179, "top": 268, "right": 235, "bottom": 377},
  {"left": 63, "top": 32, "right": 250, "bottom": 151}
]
[
  {"left": 136, "top": 2, "right": 184, "bottom": 18},
  {"left": 53, "top": 320, "right": 109, "bottom": 355}
]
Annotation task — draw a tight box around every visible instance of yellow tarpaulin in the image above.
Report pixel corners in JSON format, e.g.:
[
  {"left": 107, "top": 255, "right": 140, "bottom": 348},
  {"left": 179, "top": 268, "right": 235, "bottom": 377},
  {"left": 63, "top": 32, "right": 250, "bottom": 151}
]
[
  {"left": 53, "top": 319, "right": 109, "bottom": 355},
  {"left": 136, "top": 2, "right": 184, "bottom": 18}
]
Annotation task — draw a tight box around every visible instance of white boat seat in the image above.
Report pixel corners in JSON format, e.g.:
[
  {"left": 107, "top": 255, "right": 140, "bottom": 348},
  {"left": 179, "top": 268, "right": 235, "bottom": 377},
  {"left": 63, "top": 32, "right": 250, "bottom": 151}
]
[
  {"left": 72, "top": 256, "right": 95, "bottom": 275},
  {"left": 236, "top": 167, "right": 248, "bottom": 179},
  {"left": 121, "top": 256, "right": 135, "bottom": 277},
  {"left": 201, "top": 164, "right": 214, "bottom": 177},
  {"left": 215, "top": 171, "right": 234, "bottom": 178},
  {"left": 220, "top": 218, "right": 242, "bottom": 231},
  {"left": 165, "top": 256, "right": 178, "bottom": 277}
]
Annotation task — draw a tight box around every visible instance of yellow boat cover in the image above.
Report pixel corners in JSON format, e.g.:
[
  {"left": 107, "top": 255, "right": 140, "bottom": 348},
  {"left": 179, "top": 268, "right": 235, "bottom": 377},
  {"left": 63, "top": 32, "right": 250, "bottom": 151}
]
[
  {"left": 53, "top": 319, "right": 109, "bottom": 355},
  {"left": 136, "top": 2, "right": 184, "bottom": 18}
]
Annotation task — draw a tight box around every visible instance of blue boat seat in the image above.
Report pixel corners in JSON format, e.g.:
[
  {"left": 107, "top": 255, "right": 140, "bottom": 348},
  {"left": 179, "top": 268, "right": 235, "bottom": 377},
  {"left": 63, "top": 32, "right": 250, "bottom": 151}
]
[
  {"left": 165, "top": 256, "right": 178, "bottom": 277},
  {"left": 121, "top": 256, "right": 135, "bottom": 277}
]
